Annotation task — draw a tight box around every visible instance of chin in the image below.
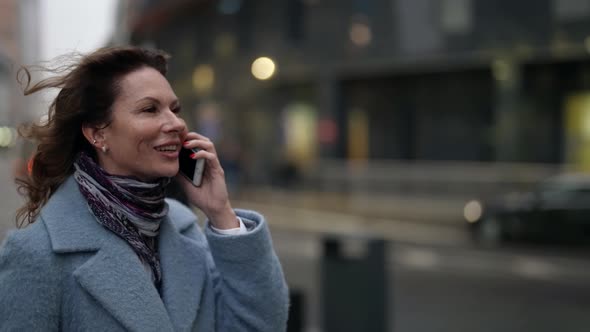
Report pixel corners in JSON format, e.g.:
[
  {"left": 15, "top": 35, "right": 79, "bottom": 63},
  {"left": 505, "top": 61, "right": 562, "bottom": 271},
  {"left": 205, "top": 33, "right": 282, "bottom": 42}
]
[
  {"left": 146, "top": 165, "right": 179, "bottom": 179},
  {"left": 164, "top": 165, "right": 180, "bottom": 178}
]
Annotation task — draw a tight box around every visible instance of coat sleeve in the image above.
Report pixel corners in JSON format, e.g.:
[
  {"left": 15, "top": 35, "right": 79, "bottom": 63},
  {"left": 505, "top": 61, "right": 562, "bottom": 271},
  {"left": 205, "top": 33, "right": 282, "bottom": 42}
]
[
  {"left": 199, "top": 209, "right": 289, "bottom": 332},
  {"left": 0, "top": 227, "right": 61, "bottom": 331}
]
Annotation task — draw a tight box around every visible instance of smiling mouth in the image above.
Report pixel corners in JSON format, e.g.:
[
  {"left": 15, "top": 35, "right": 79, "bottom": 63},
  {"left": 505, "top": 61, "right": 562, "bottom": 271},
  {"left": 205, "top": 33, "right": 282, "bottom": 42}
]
[{"left": 154, "top": 145, "right": 179, "bottom": 152}]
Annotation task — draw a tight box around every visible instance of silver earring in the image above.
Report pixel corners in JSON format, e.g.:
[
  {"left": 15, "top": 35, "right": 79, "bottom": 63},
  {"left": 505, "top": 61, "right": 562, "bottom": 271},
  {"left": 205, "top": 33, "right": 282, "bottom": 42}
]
[
  {"left": 93, "top": 139, "right": 97, "bottom": 144},
  {"left": 101, "top": 145, "right": 108, "bottom": 153}
]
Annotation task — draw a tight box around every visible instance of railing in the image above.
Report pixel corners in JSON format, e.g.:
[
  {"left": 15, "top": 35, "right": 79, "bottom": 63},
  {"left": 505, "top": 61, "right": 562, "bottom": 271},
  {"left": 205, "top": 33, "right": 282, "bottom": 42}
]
[
  {"left": 303, "top": 159, "right": 565, "bottom": 197},
  {"left": 249, "top": 159, "right": 570, "bottom": 224}
]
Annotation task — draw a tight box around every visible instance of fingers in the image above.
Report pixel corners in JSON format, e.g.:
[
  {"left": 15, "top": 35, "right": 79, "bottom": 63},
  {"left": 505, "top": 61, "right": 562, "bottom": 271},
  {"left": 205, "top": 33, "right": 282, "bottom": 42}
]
[
  {"left": 184, "top": 139, "right": 215, "bottom": 153},
  {"left": 190, "top": 149, "right": 222, "bottom": 170},
  {"left": 182, "top": 132, "right": 224, "bottom": 170},
  {"left": 183, "top": 132, "right": 215, "bottom": 152},
  {"left": 191, "top": 132, "right": 211, "bottom": 141},
  {"left": 184, "top": 131, "right": 211, "bottom": 142}
]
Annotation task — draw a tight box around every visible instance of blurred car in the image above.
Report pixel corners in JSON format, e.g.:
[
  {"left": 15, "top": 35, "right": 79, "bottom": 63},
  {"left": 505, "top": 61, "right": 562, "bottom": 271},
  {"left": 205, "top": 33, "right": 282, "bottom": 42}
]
[{"left": 466, "top": 173, "right": 590, "bottom": 245}]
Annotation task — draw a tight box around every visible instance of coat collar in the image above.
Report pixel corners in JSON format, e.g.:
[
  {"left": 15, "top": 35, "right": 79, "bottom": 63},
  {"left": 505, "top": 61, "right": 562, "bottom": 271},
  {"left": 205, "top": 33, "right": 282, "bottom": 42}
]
[
  {"left": 41, "top": 176, "right": 195, "bottom": 253},
  {"left": 41, "top": 176, "right": 206, "bottom": 331}
]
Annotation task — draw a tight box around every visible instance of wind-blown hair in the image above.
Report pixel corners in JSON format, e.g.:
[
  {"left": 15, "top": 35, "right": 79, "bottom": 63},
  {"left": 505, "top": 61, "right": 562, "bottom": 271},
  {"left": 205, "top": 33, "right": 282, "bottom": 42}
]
[{"left": 16, "top": 46, "right": 170, "bottom": 227}]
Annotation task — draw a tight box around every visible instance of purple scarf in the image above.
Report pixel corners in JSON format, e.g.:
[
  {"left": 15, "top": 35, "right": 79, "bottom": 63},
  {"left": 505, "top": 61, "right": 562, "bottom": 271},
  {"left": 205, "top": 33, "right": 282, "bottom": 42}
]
[{"left": 73, "top": 152, "right": 170, "bottom": 284}]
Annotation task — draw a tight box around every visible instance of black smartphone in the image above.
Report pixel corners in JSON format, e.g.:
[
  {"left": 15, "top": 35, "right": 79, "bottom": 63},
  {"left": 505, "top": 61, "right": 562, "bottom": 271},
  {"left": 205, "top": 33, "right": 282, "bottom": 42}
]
[{"left": 179, "top": 147, "right": 205, "bottom": 186}]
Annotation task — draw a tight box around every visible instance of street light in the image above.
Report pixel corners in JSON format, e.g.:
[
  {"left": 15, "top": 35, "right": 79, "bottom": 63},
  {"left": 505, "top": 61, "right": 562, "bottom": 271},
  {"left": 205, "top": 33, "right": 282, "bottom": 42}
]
[{"left": 251, "top": 57, "right": 276, "bottom": 80}]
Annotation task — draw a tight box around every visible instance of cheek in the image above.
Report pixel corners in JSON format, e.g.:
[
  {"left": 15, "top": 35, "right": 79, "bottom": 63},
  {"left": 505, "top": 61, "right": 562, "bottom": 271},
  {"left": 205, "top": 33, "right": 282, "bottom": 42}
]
[
  {"left": 180, "top": 130, "right": 188, "bottom": 143},
  {"left": 131, "top": 125, "right": 158, "bottom": 152},
  {"left": 179, "top": 119, "right": 188, "bottom": 135},
  {"left": 136, "top": 138, "right": 149, "bottom": 152}
]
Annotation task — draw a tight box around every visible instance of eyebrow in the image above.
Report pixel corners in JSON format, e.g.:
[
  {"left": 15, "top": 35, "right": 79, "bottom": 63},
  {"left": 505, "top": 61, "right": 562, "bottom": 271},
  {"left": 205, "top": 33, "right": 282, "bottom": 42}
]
[{"left": 136, "top": 96, "right": 180, "bottom": 108}]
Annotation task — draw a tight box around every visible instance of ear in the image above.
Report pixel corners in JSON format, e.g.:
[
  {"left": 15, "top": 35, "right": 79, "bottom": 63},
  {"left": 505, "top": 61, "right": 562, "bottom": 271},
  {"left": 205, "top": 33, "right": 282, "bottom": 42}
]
[{"left": 81, "top": 124, "right": 105, "bottom": 146}]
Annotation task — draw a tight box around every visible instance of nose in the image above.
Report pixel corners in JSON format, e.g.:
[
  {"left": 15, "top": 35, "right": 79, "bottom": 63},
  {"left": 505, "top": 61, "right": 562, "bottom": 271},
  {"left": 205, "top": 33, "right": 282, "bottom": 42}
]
[{"left": 163, "top": 109, "right": 186, "bottom": 134}]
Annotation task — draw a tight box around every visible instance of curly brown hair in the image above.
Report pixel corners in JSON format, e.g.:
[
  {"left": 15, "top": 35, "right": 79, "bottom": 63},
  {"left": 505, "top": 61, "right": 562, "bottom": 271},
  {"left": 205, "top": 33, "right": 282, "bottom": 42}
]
[{"left": 15, "top": 46, "right": 170, "bottom": 227}]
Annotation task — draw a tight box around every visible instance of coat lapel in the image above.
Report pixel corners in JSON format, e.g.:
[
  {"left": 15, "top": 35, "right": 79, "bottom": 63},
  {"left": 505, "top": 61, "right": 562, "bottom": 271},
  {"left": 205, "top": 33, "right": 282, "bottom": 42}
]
[
  {"left": 73, "top": 236, "right": 175, "bottom": 332},
  {"left": 158, "top": 214, "right": 208, "bottom": 331},
  {"left": 42, "top": 177, "right": 209, "bottom": 331},
  {"left": 42, "top": 177, "right": 175, "bottom": 332}
]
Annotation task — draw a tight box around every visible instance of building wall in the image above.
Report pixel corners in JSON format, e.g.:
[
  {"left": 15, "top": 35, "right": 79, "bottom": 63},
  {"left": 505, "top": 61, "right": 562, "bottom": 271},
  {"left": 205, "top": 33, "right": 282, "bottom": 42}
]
[
  {"left": 124, "top": 0, "right": 590, "bottom": 177},
  {"left": 0, "top": 0, "right": 20, "bottom": 62},
  {"left": 0, "top": 0, "right": 21, "bottom": 128}
]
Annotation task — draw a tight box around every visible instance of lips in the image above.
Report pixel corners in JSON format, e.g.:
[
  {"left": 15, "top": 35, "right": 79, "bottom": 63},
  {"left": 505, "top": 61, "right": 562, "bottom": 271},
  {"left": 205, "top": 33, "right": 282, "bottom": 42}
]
[
  {"left": 154, "top": 144, "right": 179, "bottom": 152},
  {"left": 154, "top": 140, "right": 181, "bottom": 152},
  {"left": 154, "top": 142, "right": 181, "bottom": 159}
]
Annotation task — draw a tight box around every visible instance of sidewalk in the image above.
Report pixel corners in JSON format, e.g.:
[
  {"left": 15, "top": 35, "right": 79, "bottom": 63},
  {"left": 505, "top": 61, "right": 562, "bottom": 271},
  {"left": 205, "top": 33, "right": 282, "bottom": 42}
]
[{"left": 231, "top": 188, "right": 471, "bottom": 246}]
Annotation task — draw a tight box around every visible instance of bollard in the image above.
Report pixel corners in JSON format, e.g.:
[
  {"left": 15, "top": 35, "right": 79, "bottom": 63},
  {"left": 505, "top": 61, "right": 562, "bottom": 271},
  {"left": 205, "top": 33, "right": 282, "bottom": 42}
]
[{"left": 321, "top": 237, "right": 388, "bottom": 332}]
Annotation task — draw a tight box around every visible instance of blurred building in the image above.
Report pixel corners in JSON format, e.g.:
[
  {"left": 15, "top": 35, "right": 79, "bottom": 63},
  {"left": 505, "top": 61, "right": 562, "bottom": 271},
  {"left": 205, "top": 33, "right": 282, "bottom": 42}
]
[
  {"left": 0, "top": 0, "right": 40, "bottom": 152},
  {"left": 0, "top": 0, "right": 20, "bottom": 59},
  {"left": 118, "top": 0, "right": 590, "bottom": 187},
  {"left": 0, "top": 0, "right": 20, "bottom": 128},
  {"left": 0, "top": 0, "right": 41, "bottom": 122}
]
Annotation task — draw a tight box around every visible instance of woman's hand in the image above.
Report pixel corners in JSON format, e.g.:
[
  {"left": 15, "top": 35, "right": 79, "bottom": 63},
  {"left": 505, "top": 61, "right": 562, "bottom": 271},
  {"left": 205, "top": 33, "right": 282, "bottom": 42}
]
[{"left": 176, "top": 132, "right": 238, "bottom": 229}]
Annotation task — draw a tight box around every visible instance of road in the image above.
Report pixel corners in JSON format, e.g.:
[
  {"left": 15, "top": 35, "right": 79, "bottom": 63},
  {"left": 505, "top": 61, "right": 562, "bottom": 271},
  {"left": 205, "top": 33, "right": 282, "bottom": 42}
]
[
  {"left": 273, "top": 230, "right": 590, "bottom": 332},
  {"left": 246, "top": 196, "right": 590, "bottom": 332}
]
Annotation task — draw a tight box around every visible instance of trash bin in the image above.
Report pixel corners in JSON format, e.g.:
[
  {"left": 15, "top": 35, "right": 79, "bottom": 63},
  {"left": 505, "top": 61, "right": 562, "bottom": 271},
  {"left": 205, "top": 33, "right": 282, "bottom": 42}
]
[
  {"left": 321, "top": 237, "right": 388, "bottom": 332},
  {"left": 287, "top": 289, "right": 304, "bottom": 332}
]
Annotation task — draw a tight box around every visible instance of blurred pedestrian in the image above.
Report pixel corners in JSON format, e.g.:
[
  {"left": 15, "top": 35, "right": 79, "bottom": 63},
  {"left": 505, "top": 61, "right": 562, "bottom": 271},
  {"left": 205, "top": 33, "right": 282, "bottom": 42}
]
[{"left": 0, "top": 46, "right": 288, "bottom": 331}]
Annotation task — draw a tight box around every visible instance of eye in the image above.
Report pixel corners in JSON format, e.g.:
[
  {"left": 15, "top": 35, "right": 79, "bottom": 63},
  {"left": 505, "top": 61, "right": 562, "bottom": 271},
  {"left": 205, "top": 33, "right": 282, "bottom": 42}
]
[
  {"left": 172, "top": 105, "right": 182, "bottom": 114},
  {"left": 142, "top": 106, "right": 158, "bottom": 113}
]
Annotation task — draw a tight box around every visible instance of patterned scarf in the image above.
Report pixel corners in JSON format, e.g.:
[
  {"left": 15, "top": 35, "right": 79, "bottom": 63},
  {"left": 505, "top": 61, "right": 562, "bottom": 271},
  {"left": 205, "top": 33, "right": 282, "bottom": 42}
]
[{"left": 73, "top": 152, "right": 170, "bottom": 285}]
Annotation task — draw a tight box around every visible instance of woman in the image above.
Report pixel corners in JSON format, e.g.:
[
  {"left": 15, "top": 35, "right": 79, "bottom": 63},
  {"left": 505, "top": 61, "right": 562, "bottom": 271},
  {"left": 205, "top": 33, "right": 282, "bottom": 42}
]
[{"left": 0, "top": 47, "right": 289, "bottom": 331}]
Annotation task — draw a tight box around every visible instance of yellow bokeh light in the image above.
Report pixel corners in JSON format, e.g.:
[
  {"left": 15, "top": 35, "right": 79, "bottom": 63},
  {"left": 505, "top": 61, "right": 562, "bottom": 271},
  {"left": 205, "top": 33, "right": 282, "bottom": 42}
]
[
  {"left": 350, "top": 22, "right": 372, "bottom": 47},
  {"left": 251, "top": 57, "right": 276, "bottom": 80},
  {"left": 8, "top": 127, "right": 17, "bottom": 147},
  {"left": 0, "top": 127, "right": 8, "bottom": 147},
  {"left": 215, "top": 33, "right": 236, "bottom": 57},
  {"left": 584, "top": 36, "right": 590, "bottom": 54},
  {"left": 464, "top": 200, "right": 483, "bottom": 223},
  {"left": 492, "top": 59, "right": 513, "bottom": 82},
  {"left": 192, "top": 64, "right": 215, "bottom": 94}
]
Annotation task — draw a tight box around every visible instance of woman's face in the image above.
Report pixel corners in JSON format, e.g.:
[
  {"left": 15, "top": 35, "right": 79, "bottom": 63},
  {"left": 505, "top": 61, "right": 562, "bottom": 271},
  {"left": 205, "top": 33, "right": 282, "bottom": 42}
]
[{"left": 97, "top": 66, "right": 187, "bottom": 180}]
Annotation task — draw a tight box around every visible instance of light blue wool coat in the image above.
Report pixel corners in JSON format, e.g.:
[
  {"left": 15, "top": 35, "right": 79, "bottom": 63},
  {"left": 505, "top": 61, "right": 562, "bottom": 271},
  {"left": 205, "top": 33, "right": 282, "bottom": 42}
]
[{"left": 0, "top": 176, "right": 289, "bottom": 331}]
